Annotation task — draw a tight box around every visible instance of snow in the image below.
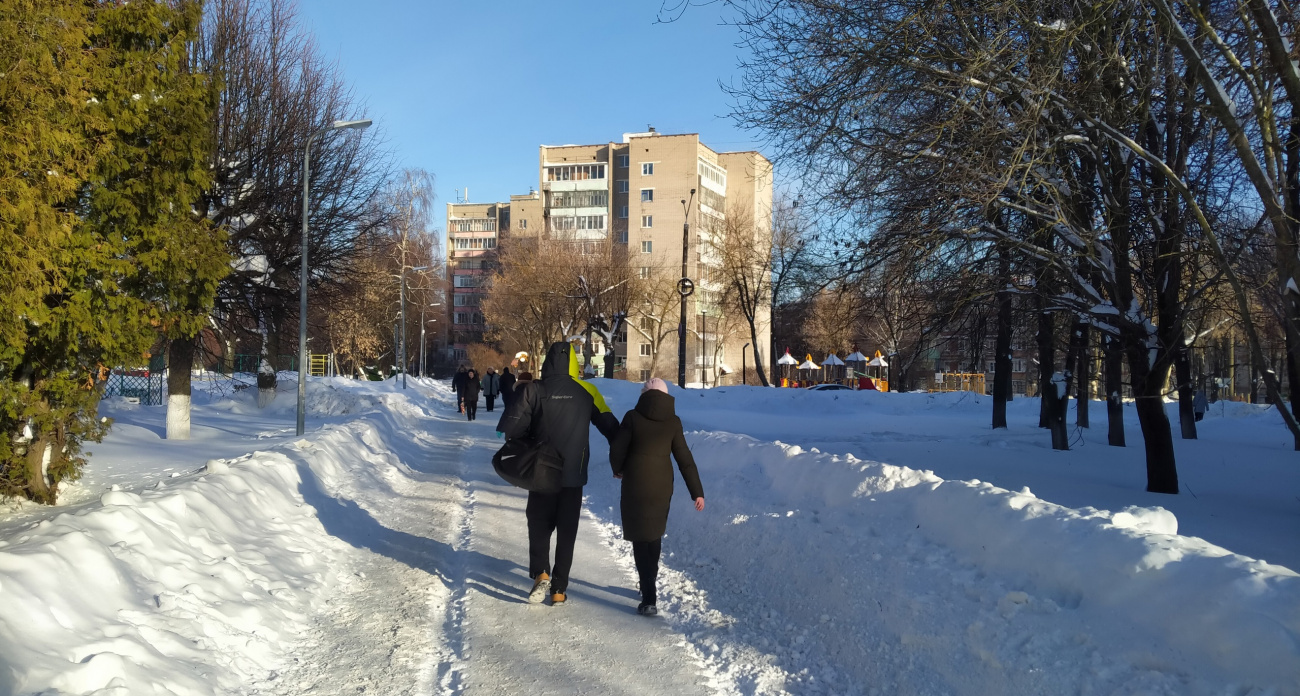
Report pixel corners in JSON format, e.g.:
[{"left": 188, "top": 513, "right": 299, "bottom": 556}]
[{"left": 0, "top": 376, "right": 1296, "bottom": 694}]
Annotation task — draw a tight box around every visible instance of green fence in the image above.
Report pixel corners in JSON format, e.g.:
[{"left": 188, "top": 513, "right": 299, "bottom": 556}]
[{"left": 102, "top": 366, "right": 164, "bottom": 405}]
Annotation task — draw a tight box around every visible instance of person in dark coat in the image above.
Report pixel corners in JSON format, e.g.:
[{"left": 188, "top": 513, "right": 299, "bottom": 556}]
[
  {"left": 499, "top": 367, "right": 517, "bottom": 411},
  {"left": 497, "top": 341, "right": 619, "bottom": 605},
  {"left": 482, "top": 367, "right": 501, "bottom": 412},
  {"left": 609, "top": 377, "right": 705, "bottom": 616},
  {"left": 462, "top": 369, "right": 481, "bottom": 421},
  {"left": 451, "top": 366, "right": 469, "bottom": 413}
]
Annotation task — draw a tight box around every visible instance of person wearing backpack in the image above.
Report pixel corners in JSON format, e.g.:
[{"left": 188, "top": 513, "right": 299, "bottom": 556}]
[
  {"left": 497, "top": 341, "right": 619, "bottom": 606},
  {"left": 609, "top": 378, "right": 705, "bottom": 616},
  {"left": 482, "top": 367, "right": 501, "bottom": 412}
]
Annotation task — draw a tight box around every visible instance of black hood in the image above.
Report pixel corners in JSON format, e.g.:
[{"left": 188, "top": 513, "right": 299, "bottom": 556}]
[
  {"left": 634, "top": 389, "right": 675, "bottom": 422},
  {"left": 541, "top": 341, "right": 572, "bottom": 379}
]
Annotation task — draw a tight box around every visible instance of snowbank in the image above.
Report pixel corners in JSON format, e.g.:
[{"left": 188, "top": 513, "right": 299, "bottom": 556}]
[
  {"left": 682, "top": 432, "right": 1300, "bottom": 689},
  {"left": 0, "top": 379, "right": 415, "bottom": 695}
]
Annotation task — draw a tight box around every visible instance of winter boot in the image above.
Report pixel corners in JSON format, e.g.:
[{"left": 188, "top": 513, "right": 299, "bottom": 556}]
[
  {"left": 550, "top": 592, "right": 567, "bottom": 606},
  {"left": 637, "top": 603, "right": 658, "bottom": 616},
  {"left": 528, "top": 573, "right": 550, "bottom": 604}
]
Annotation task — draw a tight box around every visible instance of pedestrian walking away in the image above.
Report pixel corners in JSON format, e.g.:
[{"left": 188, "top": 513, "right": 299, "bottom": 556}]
[
  {"left": 1194, "top": 389, "right": 1208, "bottom": 422},
  {"left": 463, "top": 369, "right": 482, "bottom": 421},
  {"left": 452, "top": 365, "right": 469, "bottom": 413},
  {"left": 483, "top": 367, "right": 501, "bottom": 412},
  {"left": 499, "top": 366, "right": 517, "bottom": 411},
  {"left": 497, "top": 341, "right": 619, "bottom": 606},
  {"left": 609, "top": 377, "right": 705, "bottom": 616}
]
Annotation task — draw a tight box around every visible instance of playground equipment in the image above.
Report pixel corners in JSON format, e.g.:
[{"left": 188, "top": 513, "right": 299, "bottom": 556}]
[{"left": 933, "top": 372, "right": 985, "bottom": 394}]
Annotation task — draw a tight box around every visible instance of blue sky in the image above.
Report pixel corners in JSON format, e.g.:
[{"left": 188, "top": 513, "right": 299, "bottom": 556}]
[{"left": 299, "top": 0, "right": 765, "bottom": 210}]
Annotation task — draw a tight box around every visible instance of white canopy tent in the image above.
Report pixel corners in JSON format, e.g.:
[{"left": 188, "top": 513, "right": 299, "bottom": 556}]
[
  {"left": 797, "top": 358, "right": 821, "bottom": 384},
  {"left": 822, "top": 353, "right": 846, "bottom": 383}
]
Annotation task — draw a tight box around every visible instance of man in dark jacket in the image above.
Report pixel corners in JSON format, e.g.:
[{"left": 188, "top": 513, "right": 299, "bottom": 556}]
[
  {"left": 498, "top": 367, "right": 517, "bottom": 411},
  {"left": 482, "top": 367, "right": 501, "bottom": 412},
  {"left": 451, "top": 366, "right": 469, "bottom": 413},
  {"left": 497, "top": 341, "right": 619, "bottom": 605}
]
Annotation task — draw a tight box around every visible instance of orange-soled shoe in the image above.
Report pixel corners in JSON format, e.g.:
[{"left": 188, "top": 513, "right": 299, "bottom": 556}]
[
  {"left": 550, "top": 592, "right": 567, "bottom": 606},
  {"left": 528, "top": 573, "right": 550, "bottom": 604}
]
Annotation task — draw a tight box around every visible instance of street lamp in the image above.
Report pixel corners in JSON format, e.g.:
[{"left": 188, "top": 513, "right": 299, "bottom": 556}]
[
  {"left": 420, "top": 302, "right": 442, "bottom": 378},
  {"left": 400, "top": 265, "right": 429, "bottom": 389},
  {"left": 678, "top": 189, "right": 696, "bottom": 389},
  {"left": 700, "top": 309, "right": 707, "bottom": 388},
  {"left": 298, "top": 118, "right": 372, "bottom": 436}
]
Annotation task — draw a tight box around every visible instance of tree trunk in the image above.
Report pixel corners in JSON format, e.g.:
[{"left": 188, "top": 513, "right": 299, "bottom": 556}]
[
  {"left": 1104, "top": 332, "right": 1126, "bottom": 447},
  {"left": 1076, "top": 323, "right": 1091, "bottom": 428},
  {"left": 749, "top": 320, "right": 770, "bottom": 387},
  {"left": 167, "top": 336, "right": 196, "bottom": 440},
  {"left": 257, "top": 310, "right": 277, "bottom": 408},
  {"left": 1037, "top": 298, "right": 1055, "bottom": 428},
  {"left": 1044, "top": 372, "right": 1069, "bottom": 450},
  {"left": 1176, "top": 340, "right": 1197, "bottom": 439},
  {"left": 993, "top": 241, "right": 1013, "bottom": 429},
  {"left": 1127, "top": 344, "right": 1179, "bottom": 494}
]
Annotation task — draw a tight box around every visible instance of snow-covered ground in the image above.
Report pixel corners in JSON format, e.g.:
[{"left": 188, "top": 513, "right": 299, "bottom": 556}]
[{"left": 0, "top": 376, "right": 1295, "bottom": 695}]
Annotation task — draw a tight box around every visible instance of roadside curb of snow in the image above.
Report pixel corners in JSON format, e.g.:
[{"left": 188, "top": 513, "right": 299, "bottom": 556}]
[
  {"left": 0, "top": 414, "right": 407, "bottom": 695},
  {"left": 685, "top": 431, "right": 1300, "bottom": 689}
]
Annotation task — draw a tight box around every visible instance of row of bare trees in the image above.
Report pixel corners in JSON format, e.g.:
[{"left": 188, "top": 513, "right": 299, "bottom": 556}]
[{"left": 712, "top": 0, "right": 1300, "bottom": 493}]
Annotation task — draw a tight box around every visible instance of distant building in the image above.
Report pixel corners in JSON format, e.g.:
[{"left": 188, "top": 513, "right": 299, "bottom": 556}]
[{"left": 445, "top": 129, "right": 772, "bottom": 384}]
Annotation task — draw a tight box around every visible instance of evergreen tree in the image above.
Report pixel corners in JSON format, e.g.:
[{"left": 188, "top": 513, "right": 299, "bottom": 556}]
[
  {"left": 88, "top": 0, "right": 228, "bottom": 441},
  {"left": 0, "top": 0, "right": 127, "bottom": 503}
]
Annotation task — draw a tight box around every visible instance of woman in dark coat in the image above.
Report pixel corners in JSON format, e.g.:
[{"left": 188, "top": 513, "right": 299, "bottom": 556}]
[
  {"left": 463, "top": 369, "right": 482, "bottom": 421},
  {"left": 609, "top": 377, "right": 705, "bottom": 616}
]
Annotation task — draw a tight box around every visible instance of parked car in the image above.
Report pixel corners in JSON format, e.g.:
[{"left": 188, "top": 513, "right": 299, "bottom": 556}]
[{"left": 807, "top": 383, "right": 854, "bottom": 391}]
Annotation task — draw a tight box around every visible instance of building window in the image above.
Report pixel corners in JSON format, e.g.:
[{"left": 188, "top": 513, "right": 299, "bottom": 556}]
[
  {"left": 550, "top": 190, "right": 609, "bottom": 208},
  {"left": 639, "top": 343, "right": 652, "bottom": 357},
  {"left": 453, "top": 275, "right": 483, "bottom": 288},
  {"left": 641, "top": 240, "right": 652, "bottom": 253},
  {"left": 619, "top": 206, "right": 628, "bottom": 218},
  {"left": 518, "top": 219, "right": 527, "bottom": 230},
  {"left": 618, "top": 229, "right": 629, "bottom": 243},
  {"left": 453, "top": 237, "right": 497, "bottom": 250},
  {"left": 641, "top": 189, "right": 654, "bottom": 202},
  {"left": 641, "top": 215, "right": 653, "bottom": 228},
  {"left": 617, "top": 155, "right": 629, "bottom": 167},
  {"left": 639, "top": 266, "right": 650, "bottom": 279},
  {"left": 550, "top": 214, "right": 607, "bottom": 233},
  {"left": 453, "top": 294, "right": 480, "bottom": 306},
  {"left": 616, "top": 180, "right": 628, "bottom": 193},
  {"left": 639, "top": 316, "right": 652, "bottom": 331},
  {"left": 451, "top": 218, "right": 496, "bottom": 232},
  {"left": 642, "top": 162, "right": 654, "bottom": 175},
  {"left": 639, "top": 369, "right": 651, "bottom": 381},
  {"left": 545, "top": 164, "right": 606, "bottom": 181}
]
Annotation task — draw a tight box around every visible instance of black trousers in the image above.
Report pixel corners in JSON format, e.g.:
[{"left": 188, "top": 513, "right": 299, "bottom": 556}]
[
  {"left": 527, "top": 486, "right": 583, "bottom": 595},
  {"left": 486, "top": 394, "right": 496, "bottom": 411},
  {"left": 456, "top": 391, "right": 465, "bottom": 412},
  {"left": 465, "top": 400, "right": 478, "bottom": 420},
  {"left": 631, "top": 539, "right": 661, "bottom": 605}
]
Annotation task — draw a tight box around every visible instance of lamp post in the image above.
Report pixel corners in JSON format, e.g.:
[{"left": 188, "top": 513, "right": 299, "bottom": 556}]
[
  {"left": 678, "top": 189, "right": 696, "bottom": 388},
  {"left": 400, "top": 265, "right": 429, "bottom": 389},
  {"left": 743, "top": 342, "right": 750, "bottom": 386},
  {"left": 420, "top": 302, "right": 441, "bottom": 377},
  {"left": 298, "top": 118, "right": 371, "bottom": 436},
  {"left": 700, "top": 310, "right": 707, "bottom": 388}
]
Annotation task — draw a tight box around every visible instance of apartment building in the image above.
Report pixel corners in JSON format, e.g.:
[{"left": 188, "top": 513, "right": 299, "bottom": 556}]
[
  {"left": 445, "top": 201, "right": 505, "bottom": 360},
  {"left": 446, "top": 129, "right": 773, "bottom": 384}
]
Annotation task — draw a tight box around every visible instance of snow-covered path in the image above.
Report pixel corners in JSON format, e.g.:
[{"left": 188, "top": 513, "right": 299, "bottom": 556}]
[
  {"left": 2, "top": 377, "right": 1295, "bottom": 695},
  {"left": 248, "top": 385, "right": 710, "bottom": 695}
]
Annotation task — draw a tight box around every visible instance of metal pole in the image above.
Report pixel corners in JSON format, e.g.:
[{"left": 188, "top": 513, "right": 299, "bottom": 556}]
[
  {"left": 678, "top": 189, "right": 695, "bottom": 388},
  {"left": 420, "top": 305, "right": 427, "bottom": 378},
  {"left": 296, "top": 130, "right": 318, "bottom": 437},
  {"left": 700, "top": 311, "right": 706, "bottom": 388},
  {"left": 400, "top": 267, "right": 408, "bottom": 389}
]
